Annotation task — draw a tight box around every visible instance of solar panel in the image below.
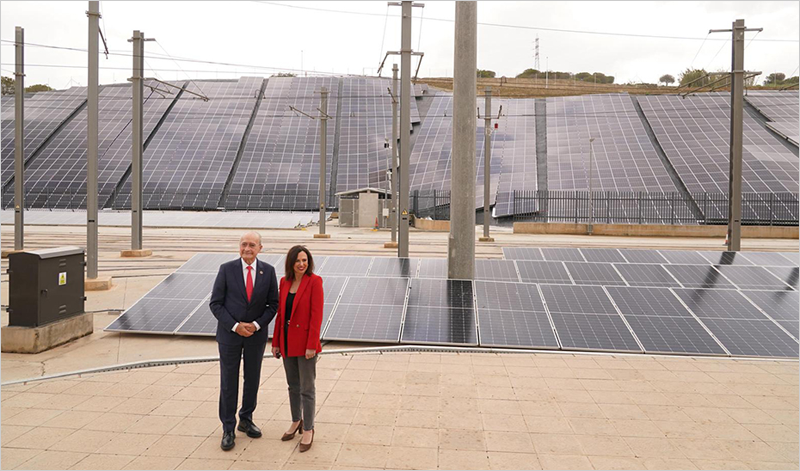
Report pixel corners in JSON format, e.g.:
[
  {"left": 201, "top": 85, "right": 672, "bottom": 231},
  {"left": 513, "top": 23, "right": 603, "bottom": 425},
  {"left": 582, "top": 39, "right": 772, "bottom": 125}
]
[
  {"left": 474, "top": 281, "right": 558, "bottom": 348},
  {"left": 475, "top": 259, "right": 520, "bottom": 282},
  {"left": 618, "top": 249, "right": 668, "bottom": 264},
  {"left": 368, "top": 257, "right": 419, "bottom": 277},
  {"left": 638, "top": 94, "right": 798, "bottom": 220},
  {"left": 417, "top": 258, "right": 448, "bottom": 279},
  {"left": 699, "top": 251, "right": 754, "bottom": 266},
  {"left": 130, "top": 78, "right": 263, "bottom": 210},
  {"left": 317, "top": 256, "right": 372, "bottom": 276},
  {"left": 606, "top": 286, "right": 694, "bottom": 317},
  {"left": 658, "top": 250, "right": 712, "bottom": 265},
  {"left": 713, "top": 266, "right": 794, "bottom": 290},
  {"left": 493, "top": 99, "right": 537, "bottom": 216},
  {"left": 673, "top": 289, "right": 771, "bottom": 320},
  {"left": 336, "top": 77, "right": 393, "bottom": 194},
  {"left": 740, "top": 252, "right": 798, "bottom": 267},
  {"left": 662, "top": 265, "right": 735, "bottom": 289},
  {"left": 550, "top": 312, "right": 641, "bottom": 352},
  {"left": 145, "top": 273, "right": 216, "bottom": 300},
  {"left": 107, "top": 298, "right": 205, "bottom": 334},
  {"left": 516, "top": 261, "right": 572, "bottom": 284},
  {"left": 564, "top": 262, "right": 626, "bottom": 286},
  {"left": 402, "top": 279, "right": 476, "bottom": 345},
  {"left": 502, "top": 247, "right": 544, "bottom": 261},
  {"left": 539, "top": 284, "right": 618, "bottom": 314},
  {"left": 175, "top": 303, "right": 216, "bottom": 336},
  {"left": 323, "top": 277, "right": 408, "bottom": 342},
  {"left": 744, "top": 91, "right": 798, "bottom": 122},
  {"left": 699, "top": 318, "right": 798, "bottom": 358},
  {"left": 766, "top": 121, "right": 799, "bottom": 146},
  {"left": 614, "top": 264, "right": 681, "bottom": 287},
  {"left": 1, "top": 87, "right": 87, "bottom": 188},
  {"left": 763, "top": 266, "right": 799, "bottom": 289},
  {"left": 780, "top": 252, "right": 800, "bottom": 264},
  {"left": 541, "top": 248, "right": 585, "bottom": 262},
  {"left": 545, "top": 94, "right": 682, "bottom": 223},
  {"left": 580, "top": 248, "right": 626, "bottom": 263},
  {"left": 740, "top": 290, "right": 800, "bottom": 321},
  {"left": 777, "top": 321, "right": 799, "bottom": 339},
  {"left": 625, "top": 315, "right": 726, "bottom": 355}
]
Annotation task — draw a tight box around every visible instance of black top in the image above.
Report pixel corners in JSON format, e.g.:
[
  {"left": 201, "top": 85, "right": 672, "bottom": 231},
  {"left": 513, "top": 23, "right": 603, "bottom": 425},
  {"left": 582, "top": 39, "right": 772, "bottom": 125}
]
[{"left": 284, "top": 292, "right": 295, "bottom": 353}]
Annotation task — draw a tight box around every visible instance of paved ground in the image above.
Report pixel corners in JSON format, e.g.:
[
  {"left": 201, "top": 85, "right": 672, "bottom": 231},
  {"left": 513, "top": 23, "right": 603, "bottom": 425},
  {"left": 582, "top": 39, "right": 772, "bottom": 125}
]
[
  {"left": 2, "top": 352, "right": 798, "bottom": 470},
  {"left": 1, "top": 223, "right": 797, "bottom": 469}
]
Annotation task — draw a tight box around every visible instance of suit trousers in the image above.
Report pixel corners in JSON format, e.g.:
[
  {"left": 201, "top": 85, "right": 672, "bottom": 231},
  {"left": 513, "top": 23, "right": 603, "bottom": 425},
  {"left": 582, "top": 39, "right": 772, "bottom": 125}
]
[
  {"left": 218, "top": 340, "right": 267, "bottom": 433},
  {"left": 282, "top": 355, "right": 317, "bottom": 431}
]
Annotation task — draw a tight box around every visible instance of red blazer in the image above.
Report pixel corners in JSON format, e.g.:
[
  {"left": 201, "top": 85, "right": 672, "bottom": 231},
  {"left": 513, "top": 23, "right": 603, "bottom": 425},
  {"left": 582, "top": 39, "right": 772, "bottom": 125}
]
[{"left": 272, "top": 273, "right": 324, "bottom": 357}]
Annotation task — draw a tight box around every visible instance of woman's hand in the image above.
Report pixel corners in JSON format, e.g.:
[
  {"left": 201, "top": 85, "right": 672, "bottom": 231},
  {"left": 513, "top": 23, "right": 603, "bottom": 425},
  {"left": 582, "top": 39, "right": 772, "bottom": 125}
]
[
  {"left": 271, "top": 346, "right": 281, "bottom": 358},
  {"left": 305, "top": 349, "right": 316, "bottom": 360}
]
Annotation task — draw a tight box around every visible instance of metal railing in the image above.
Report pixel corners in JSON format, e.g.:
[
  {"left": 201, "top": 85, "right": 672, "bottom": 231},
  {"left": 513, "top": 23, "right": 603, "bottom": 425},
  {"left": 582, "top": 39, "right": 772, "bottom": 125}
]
[{"left": 511, "top": 190, "right": 799, "bottom": 226}]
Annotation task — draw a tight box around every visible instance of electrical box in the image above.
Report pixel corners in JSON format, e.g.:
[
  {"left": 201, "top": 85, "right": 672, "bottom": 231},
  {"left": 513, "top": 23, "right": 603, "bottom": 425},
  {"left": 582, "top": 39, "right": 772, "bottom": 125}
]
[{"left": 7, "top": 247, "right": 86, "bottom": 327}]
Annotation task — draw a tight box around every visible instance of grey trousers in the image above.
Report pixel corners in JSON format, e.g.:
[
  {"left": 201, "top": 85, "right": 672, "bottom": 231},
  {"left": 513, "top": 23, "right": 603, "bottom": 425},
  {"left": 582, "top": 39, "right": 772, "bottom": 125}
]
[{"left": 282, "top": 355, "right": 316, "bottom": 431}]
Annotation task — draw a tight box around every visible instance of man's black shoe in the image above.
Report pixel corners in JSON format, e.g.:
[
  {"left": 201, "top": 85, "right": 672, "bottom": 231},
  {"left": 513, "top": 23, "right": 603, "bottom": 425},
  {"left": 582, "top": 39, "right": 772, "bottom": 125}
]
[
  {"left": 237, "top": 418, "right": 262, "bottom": 438},
  {"left": 221, "top": 431, "right": 235, "bottom": 451}
]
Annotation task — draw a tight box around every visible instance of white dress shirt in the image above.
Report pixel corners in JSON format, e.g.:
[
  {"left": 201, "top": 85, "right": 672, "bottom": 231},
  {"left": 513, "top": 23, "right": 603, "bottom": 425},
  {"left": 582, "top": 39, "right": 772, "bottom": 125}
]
[{"left": 232, "top": 257, "right": 261, "bottom": 333}]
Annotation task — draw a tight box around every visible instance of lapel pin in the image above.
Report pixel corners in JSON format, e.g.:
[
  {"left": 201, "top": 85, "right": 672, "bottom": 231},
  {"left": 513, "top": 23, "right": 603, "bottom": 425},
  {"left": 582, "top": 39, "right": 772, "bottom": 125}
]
[{"left": 259, "top": 271, "right": 264, "bottom": 275}]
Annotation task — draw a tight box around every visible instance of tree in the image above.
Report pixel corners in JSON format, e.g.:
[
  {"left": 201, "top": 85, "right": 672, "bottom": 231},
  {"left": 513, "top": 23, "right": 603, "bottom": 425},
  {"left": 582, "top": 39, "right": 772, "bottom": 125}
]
[
  {"left": 515, "top": 68, "right": 540, "bottom": 79},
  {"left": 477, "top": 69, "right": 496, "bottom": 78},
  {"left": 679, "top": 68, "right": 709, "bottom": 87},
  {"left": 659, "top": 74, "right": 675, "bottom": 86},
  {"left": 764, "top": 73, "right": 786, "bottom": 86},
  {"left": 1, "top": 76, "right": 13, "bottom": 95},
  {"left": 271, "top": 72, "right": 296, "bottom": 77},
  {"left": 25, "top": 84, "right": 53, "bottom": 93},
  {"left": 1, "top": 77, "right": 53, "bottom": 95}
]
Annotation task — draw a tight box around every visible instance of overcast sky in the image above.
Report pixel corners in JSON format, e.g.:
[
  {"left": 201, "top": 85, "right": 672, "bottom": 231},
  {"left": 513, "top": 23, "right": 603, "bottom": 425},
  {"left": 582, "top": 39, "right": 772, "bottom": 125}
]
[{"left": 1, "top": 1, "right": 798, "bottom": 90}]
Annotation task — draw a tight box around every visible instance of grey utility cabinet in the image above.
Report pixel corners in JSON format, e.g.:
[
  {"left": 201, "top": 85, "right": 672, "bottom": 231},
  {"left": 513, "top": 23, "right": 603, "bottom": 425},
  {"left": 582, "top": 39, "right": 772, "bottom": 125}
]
[{"left": 7, "top": 247, "right": 86, "bottom": 327}]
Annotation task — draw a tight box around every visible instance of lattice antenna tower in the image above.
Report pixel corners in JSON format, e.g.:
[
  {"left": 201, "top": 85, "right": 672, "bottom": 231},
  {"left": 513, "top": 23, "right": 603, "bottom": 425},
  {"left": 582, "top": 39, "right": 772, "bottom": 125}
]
[{"left": 534, "top": 35, "right": 540, "bottom": 71}]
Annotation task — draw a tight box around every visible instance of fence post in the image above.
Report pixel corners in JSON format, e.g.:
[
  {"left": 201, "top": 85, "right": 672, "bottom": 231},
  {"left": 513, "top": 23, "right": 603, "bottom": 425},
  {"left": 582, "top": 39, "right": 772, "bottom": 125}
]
[
  {"left": 769, "top": 193, "right": 774, "bottom": 226},
  {"left": 575, "top": 191, "right": 579, "bottom": 224},
  {"left": 670, "top": 192, "right": 675, "bottom": 225},
  {"left": 606, "top": 192, "right": 610, "bottom": 223},
  {"left": 638, "top": 192, "right": 643, "bottom": 224}
]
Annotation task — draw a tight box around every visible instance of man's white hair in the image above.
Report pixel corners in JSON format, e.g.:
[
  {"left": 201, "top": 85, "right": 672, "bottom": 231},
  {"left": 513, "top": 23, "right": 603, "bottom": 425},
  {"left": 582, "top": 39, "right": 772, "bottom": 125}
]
[{"left": 241, "top": 231, "right": 262, "bottom": 245}]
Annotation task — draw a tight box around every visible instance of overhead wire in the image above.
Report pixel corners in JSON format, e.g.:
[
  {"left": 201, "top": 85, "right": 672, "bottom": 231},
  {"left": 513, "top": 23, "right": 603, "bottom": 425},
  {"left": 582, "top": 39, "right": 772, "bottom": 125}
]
[
  {"left": 378, "top": 4, "right": 389, "bottom": 67},
  {"left": 251, "top": 1, "right": 799, "bottom": 43},
  {"left": 689, "top": 33, "right": 709, "bottom": 69}
]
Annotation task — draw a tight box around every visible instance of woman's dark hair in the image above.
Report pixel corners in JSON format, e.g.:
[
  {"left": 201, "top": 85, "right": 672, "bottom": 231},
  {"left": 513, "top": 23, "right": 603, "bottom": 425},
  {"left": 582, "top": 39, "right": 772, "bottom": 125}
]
[{"left": 285, "top": 245, "right": 314, "bottom": 280}]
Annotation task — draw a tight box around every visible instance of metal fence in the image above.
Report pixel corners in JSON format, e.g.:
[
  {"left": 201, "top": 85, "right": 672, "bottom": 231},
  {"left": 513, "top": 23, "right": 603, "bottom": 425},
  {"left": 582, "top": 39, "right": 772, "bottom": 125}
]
[
  {"left": 511, "top": 191, "right": 799, "bottom": 226},
  {"left": 411, "top": 190, "right": 451, "bottom": 220}
]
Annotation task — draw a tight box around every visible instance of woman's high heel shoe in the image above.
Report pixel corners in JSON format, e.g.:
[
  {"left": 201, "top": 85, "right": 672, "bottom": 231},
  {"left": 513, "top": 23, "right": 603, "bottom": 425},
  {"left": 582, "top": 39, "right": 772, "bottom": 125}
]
[
  {"left": 281, "top": 419, "right": 303, "bottom": 441},
  {"left": 298, "top": 429, "right": 314, "bottom": 452}
]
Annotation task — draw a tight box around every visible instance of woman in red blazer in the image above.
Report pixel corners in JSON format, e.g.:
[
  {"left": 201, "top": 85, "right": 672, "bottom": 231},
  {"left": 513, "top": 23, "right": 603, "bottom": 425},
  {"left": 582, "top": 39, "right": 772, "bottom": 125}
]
[{"left": 271, "top": 245, "right": 323, "bottom": 452}]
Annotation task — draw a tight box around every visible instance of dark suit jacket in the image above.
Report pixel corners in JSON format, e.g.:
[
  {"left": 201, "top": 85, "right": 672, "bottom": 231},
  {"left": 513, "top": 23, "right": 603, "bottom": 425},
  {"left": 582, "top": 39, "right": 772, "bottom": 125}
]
[{"left": 209, "top": 258, "right": 278, "bottom": 346}]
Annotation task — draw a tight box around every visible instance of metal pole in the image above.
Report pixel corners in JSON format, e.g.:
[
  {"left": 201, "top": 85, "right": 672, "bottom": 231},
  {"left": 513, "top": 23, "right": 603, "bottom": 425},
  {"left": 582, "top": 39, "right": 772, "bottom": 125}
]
[
  {"left": 87, "top": 1, "right": 100, "bottom": 279},
  {"left": 727, "top": 19, "right": 745, "bottom": 252},
  {"left": 14, "top": 27, "right": 24, "bottom": 251},
  {"left": 391, "top": 64, "right": 399, "bottom": 244},
  {"left": 482, "top": 87, "right": 492, "bottom": 240},
  {"left": 588, "top": 137, "right": 595, "bottom": 234},
  {"left": 448, "top": 1, "right": 477, "bottom": 280},
  {"left": 398, "top": 1, "right": 411, "bottom": 258},
  {"left": 131, "top": 31, "right": 144, "bottom": 250},
  {"left": 319, "top": 87, "right": 328, "bottom": 236}
]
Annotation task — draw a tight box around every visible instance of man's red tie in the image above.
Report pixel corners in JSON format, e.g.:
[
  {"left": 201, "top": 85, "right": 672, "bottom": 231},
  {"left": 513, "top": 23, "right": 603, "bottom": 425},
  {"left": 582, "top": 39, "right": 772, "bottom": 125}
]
[{"left": 246, "top": 266, "right": 253, "bottom": 302}]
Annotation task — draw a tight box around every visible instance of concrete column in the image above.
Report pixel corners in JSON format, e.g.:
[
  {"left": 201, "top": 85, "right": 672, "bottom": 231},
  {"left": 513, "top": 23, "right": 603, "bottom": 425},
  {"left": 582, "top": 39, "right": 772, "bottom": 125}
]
[
  {"left": 87, "top": 1, "right": 99, "bottom": 279},
  {"left": 14, "top": 27, "right": 23, "bottom": 251},
  {"left": 448, "top": 1, "right": 477, "bottom": 280},
  {"left": 398, "top": 1, "right": 411, "bottom": 258},
  {"left": 727, "top": 19, "right": 745, "bottom": 251}
]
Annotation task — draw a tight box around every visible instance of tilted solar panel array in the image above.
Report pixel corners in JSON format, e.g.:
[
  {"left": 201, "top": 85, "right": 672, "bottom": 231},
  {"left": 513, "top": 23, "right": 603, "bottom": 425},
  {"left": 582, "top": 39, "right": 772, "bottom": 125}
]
[
  {"left": 14, "top": 85, "right": 134, "bottom": 209},
  {"left": 745, "top": 90, "right": 799, "bottom": 146},
  {"left": 638, "top": 94, "right": 798, "bottom": 220},
  {"left": 227, "top": 76, "right": 337, "bottom": 210},
  {"left": 107, "top": 250, "right": 798, "bottom": 359},
  {"left": 125, "top": 77, "right": 263, "bottom": 210},
  {"left": 336, "top": 77, "right": 394, "bottom": 193},
  {"left": 493, "top": 99, "right": 537, "bottom": 216},
  {"left": 1, "top": 87, "right": 87, "bottom": 190}
]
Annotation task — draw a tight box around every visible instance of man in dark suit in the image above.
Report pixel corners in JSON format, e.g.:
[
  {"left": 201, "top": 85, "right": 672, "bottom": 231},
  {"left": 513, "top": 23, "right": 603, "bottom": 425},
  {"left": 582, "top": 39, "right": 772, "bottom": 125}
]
[{"left": 210, "top": 231, "right": 278, "bottom": 451}]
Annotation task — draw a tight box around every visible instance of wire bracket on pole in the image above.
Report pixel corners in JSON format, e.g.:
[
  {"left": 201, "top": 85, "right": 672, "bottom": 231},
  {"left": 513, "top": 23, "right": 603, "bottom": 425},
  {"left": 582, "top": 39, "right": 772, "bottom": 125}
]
[{"left": 145, "top": 77, "right": 208, "bottom": 101}]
